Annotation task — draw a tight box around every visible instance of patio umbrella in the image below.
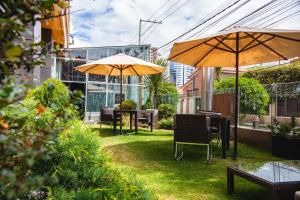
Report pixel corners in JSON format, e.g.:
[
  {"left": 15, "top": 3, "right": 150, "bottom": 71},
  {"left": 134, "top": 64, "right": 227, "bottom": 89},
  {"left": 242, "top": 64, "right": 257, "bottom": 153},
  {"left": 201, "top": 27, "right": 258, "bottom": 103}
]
[
  {"left": 168, "top": 27, "right": 300, "bottom": 159},
  {"left": 75, "top": 53, "right": 165, "bottom": 133}
]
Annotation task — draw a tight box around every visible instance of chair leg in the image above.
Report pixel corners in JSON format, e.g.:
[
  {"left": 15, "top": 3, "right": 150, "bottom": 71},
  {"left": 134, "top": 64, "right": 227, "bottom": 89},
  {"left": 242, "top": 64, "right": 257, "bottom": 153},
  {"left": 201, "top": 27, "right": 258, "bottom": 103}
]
[
  {"left": 207, "top": 143, "right": 212, "bottom": 164},
  {"left": 175, "top": 143, "right": 184, "bottom": 160}
]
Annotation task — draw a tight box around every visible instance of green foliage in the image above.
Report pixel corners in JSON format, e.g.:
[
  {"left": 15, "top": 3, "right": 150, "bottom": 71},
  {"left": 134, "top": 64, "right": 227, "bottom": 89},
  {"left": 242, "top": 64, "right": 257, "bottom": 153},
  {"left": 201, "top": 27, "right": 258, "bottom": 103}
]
[
  {"left": 0, "top": 78, "right": 81, "bottom": 199},
  {"left": 158, "top": 82, "right": 179, "bottom": 107},
  {"left": 158, "top": 118, "right": 174, "bottom": 130},
  {"left": 268, "top": 116, "right": 300, "bottom": 138},
  {"left": 144, "top": 59, "right": 168, "bottom": 108},
  {"left": 158, "top": 104, "right": 176, "bottom": 120},
  {"left": 49, "top": 121, "right": 154, "bottom": 200},
  {"left": 214, "top": 76, "right": 270, "bottom": 116},
  {"left": 0, "top": 0, "right": 67, "bottom": 79},
  {"left": 244, "top": 61, "right": 300, "bottom": 84},
  {"left": 119, "top": 99, "right": 137, "bottom": 110},
  {"left": 27, "top": 78, "right": 70, "bottom": 108}
]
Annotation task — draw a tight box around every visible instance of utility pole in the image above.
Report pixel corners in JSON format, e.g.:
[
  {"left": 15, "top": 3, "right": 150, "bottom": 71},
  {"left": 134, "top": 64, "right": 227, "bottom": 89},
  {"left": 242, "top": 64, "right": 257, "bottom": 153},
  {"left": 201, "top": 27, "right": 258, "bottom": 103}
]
[
  {"left": 138, "top": 19, "right": 162, "bottom": 109},
  {"left": 138, "top": 19, "right": 162, "bottom": 45}
]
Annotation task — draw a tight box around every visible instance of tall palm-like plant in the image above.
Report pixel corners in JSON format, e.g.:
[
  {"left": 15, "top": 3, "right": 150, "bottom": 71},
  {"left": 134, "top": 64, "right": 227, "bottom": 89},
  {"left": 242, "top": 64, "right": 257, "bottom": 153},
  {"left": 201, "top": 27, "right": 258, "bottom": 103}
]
[{"left": 144, "top": 58, "right": 168, "bottom": 108}]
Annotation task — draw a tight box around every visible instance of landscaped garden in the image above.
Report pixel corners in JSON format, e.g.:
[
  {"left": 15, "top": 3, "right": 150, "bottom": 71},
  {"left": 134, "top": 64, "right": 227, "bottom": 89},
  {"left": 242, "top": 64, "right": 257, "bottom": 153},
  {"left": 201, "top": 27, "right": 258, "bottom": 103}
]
[{"left": 98, "top": 126, "right": 280, "bottom": 200}]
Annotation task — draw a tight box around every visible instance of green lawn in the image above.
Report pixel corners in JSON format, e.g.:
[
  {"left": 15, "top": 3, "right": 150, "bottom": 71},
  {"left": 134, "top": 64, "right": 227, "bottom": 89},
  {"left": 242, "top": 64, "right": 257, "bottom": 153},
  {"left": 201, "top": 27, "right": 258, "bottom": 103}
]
[{"left": 97, "top": 125, "right": 279, "bottom": 200}]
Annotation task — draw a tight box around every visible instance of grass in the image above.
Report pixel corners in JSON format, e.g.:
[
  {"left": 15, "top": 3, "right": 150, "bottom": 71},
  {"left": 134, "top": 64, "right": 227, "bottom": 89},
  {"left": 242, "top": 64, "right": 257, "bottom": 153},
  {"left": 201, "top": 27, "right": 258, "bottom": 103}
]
[{"left": 96, "top": 125, "right": 280, "bottom": 200}]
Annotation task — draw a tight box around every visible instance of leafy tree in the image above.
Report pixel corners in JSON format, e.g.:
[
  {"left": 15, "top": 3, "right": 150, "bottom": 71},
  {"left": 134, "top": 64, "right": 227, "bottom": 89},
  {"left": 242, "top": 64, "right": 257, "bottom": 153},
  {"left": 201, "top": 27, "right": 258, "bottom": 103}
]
[
  {"left": 158, "top": 82, "right": 179, "bottom": 107},
  {"left": 144, "top": 58, "right": 168, "bottom": 108},
  {"left": 214, "top": 77, "right": 270, "bottom": 116}
]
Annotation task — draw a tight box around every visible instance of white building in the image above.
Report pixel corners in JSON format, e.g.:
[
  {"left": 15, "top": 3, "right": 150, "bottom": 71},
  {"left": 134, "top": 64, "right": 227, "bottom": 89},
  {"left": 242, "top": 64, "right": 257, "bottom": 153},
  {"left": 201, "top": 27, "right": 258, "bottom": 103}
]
[{"left": 169, "top": 61, "right": 194, "bottom": 87}]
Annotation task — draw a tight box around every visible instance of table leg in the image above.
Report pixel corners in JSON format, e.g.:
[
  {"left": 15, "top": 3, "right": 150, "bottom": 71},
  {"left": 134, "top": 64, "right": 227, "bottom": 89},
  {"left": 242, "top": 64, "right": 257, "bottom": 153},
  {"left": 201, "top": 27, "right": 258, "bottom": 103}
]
[
  {"left": 227, "top": 169, "right": 234, "bottom": 195},
  {"left": 135, "top": 112, "right": 138, "bottom": 135},
  {"left": 221, "top": 121, "right": 226, "bottom": 159},
  {"left": 270, "top": 188, "right": 278, "bottom": 200},
  {"left": 227, "top": 120, "right": 230, "bottom": 150},
  {"left": 130, "top": 113, "right": 132, "bottom": 130},
  {"left": 113, "top": 112, "right": 116, "bottom": 133},
  {"left": 150, "top": 113, "right": 153, "bottom": 132}
]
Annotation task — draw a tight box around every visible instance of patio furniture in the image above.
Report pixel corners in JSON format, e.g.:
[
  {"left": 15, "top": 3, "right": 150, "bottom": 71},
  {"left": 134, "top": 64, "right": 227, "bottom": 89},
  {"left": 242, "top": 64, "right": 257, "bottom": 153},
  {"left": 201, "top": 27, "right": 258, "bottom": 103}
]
[
  {"left": 99, "top": 107, "right": 115, "bottom": 129},
  {"left": 138, "top": 110, "right": 154, "bottom": 132},
  {"left": 113, "top": 110, "right": 138, "bottom": 135},
  {"left": 198, "top": 111, "right": 231, "bottom": 159},
  {"left": 295, "top": 191, "right": 300, "bottom": 200},
  {"left": 174, "top": 114, "right": 212, "bottom": 163},
  {"left": 210, "top": 116, "right": 231, "bottom": 159},
  {"left": 227, "top": 160, "right": 300, "bottom": 200}
]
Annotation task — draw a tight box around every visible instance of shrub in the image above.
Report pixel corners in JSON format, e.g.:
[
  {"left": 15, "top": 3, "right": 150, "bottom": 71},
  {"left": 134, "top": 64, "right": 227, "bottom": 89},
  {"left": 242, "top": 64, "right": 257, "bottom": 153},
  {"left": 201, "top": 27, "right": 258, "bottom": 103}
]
[
  {"left": 26, "top": 78, "right": 70, "bottom": 109},
  {"left": 49, "top": 120, "right": 154, "bottom": 200},
  {"left": 268, "top": 116, "right": 300, "bottom": 138},
  {"left": 243, "top": 61, "right": 300, "bottom": 84},
  {"left": 119, "top": 99, "right": 137, "bottom": 110},
  {"left": 158, "top": 118, "right": 174, "bottom": 130},
  {"left": 214, "top": 77, "right": 270, "bottom": 116},
  {"left": 0, "top": 78, "right": 78, "bottom": 199},
  {"left": 158, "top": 82, "right": 179, "bottom": 107},
  {"left": 158, "top": 104, "right": 176, "bottom": 119}
]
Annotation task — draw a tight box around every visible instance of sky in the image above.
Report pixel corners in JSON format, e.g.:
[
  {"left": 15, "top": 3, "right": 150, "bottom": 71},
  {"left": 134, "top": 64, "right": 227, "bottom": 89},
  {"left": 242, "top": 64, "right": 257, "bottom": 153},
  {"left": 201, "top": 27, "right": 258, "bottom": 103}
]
[{"left": 69, "top": 0, "right": 300, "bottom": 56}]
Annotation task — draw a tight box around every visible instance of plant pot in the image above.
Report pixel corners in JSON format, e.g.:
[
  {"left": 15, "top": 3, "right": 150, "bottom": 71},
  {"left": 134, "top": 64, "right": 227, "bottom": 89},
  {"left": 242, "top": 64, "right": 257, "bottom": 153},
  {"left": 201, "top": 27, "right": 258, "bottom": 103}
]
[{"left": 272, "top": 136, "right": 300, "bottom": 159}]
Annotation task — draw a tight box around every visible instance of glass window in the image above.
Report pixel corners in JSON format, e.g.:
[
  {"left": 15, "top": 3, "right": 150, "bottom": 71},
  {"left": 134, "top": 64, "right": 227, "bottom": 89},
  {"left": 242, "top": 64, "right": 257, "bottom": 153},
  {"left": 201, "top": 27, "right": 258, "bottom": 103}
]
[
  {"left": 68, "top": 49, "right": 87, "bottom": 59},
  {"left": 57, "top": 58, "right": 86, "bottom": 82}
]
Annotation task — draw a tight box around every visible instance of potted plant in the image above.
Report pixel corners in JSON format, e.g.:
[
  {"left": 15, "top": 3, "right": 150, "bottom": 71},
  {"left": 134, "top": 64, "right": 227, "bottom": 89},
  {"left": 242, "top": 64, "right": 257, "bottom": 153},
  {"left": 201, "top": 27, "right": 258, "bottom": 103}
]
[{"left": 269, "top": 116, "right": 300, "bottom": 159}]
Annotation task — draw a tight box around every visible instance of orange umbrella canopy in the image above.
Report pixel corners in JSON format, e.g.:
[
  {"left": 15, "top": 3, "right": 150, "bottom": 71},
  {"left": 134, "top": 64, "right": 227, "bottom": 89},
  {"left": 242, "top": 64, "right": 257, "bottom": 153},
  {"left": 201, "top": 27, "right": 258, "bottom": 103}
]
[
  {"left": 75, "top": 53, "right": 165, "bottom": 76},
  {"left": 168, "top": 27, "right": 300, "bottom": 160},
  {"left": 168, "top": 27, "right": 300, "bottom": 67}
]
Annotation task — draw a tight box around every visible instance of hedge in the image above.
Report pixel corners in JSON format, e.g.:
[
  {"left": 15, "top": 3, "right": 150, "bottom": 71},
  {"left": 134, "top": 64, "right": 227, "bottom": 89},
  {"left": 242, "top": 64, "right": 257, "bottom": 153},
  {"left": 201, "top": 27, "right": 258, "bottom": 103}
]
[{"left": 244, "top": 61, "right": 300, "bottom": 84}]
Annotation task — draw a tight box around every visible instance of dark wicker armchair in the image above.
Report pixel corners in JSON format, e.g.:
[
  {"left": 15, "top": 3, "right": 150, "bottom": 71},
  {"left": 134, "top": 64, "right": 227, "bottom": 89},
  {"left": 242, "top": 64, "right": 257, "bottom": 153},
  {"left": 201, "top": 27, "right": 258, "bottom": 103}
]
[
  {"left": 99, "top": 107, "right": 114, "bottom": 129},
  {"left": 296, "top": 191, "right": 300, "bottom": 200},
  {"left": 174, "top": 114, "right": 212, "bottom": 163}
]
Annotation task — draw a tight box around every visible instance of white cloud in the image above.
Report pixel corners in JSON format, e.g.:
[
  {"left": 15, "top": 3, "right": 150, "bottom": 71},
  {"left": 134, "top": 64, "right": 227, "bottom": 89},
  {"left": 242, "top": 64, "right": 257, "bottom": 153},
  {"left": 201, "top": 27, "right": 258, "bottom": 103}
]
[{"left": 69, "top": 0, "right": 300, "bottom": 55}]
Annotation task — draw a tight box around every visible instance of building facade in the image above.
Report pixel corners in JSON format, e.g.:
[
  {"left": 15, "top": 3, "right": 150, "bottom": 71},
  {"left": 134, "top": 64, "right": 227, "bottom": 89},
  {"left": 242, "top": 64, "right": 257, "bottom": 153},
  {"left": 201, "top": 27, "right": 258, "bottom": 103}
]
[
  {"left": 52, "top": 45, "right": 151, "bottom": 118},
  {"left": 168, "top": 61, "right": 194, "bottom": 87}
]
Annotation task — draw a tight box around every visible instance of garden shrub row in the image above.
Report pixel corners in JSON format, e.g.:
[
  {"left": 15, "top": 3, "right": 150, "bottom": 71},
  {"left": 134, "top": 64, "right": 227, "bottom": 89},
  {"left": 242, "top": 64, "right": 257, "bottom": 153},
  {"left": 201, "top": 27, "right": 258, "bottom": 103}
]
[
  {"left": 214, "top": 76, "right": 270, "bottom": 116},
  {"left": 243, "top": 61, "right": 300, "bottom": 84},
  {"left": 49, "top": 120, "right": 154, "bottom": 200},
  {"left": 1, "top": 79, "right": 153, "bottom": 199}
]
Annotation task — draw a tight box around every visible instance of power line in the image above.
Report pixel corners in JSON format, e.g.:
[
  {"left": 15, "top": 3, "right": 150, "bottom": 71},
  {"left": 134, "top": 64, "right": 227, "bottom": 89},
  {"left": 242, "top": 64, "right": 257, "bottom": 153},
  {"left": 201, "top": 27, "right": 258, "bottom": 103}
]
[
  {"left": 156, "top": 0, "right": 243, "bottom": 51},
  {"left": 140, "top": 0, "right": 185, "bottom": 37},
  {"left": 141, "top": 0, "right": 193, "bottom": 43},
  {"left": 187, "top": 0, "right": 251, "bottom": 40},
  {"left": 243, "top": 0, "right": 298, "bottom": 27},
  {"left": 148, "top": 0, "right": 172, "bottom": 19},
  {"left": 250, "top": 0, "right": 300, "bottom": 27}
]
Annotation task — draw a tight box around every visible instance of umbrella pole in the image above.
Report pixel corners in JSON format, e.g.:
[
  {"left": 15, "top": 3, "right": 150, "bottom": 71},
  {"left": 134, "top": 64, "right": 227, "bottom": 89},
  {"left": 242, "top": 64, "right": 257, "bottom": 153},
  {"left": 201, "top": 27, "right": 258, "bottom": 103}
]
[
  {"left": 233, "top": 32, "right": 239, "bottom": 160},
  {"left": 120, "top": 69, "right": 123, "bottom": 134}
]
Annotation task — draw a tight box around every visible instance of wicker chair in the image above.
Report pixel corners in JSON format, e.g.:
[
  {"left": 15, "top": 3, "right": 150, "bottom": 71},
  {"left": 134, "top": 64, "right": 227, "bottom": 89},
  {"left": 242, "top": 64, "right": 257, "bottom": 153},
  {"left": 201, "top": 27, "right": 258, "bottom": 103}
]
[
  {"left": 174, "top": 114, "right": 212, "bottom": 163},
  {"left": 99, "top": 107, "right": 114, "bottom": 129},
  {"left": 295, "top": 191, "right": 300, "bottom": 200}
]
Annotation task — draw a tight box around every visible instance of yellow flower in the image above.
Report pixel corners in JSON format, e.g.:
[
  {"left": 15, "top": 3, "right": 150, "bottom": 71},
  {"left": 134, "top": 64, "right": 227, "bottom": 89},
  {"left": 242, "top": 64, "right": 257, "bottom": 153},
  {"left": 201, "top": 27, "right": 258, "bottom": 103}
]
[
  {"left": 36, "top": 103, "right": 46, "bottom": 114},
  {"left": 0, "top": 118, "right": 9, "bottom": 129}
]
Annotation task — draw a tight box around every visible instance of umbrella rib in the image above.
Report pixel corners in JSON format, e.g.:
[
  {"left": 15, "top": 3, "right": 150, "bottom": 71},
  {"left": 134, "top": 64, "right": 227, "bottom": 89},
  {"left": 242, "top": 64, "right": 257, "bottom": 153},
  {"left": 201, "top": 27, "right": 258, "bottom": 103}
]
[
  {"left": 246, "top": 32, "right": 288, "bottom": 60},
  {"left": 240, "top": 36, "right": 275, "bottom": 53},
  {"left": 240, "top": 33, "right": 264, "bottom": 52},
  {"left": 108, "top": 67, "right": 114, "bottom": 76},
  {"left": 214, "top": 37, "right": 235, "bottom": 52},
  {"left": 192, "top": 34, "right": 232, "bottom": 66},
  {"left": 130, "top": 66, "right": 140, "bottom": 76},
  {"left": 264, "top": 33, "right": 300, "bottom": 43},
  {"left": 168, "top": 37, "right": 215, "bottom": 60},
  {"left": 204, "top": 42, "right": 235, "bottom": 53}
]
